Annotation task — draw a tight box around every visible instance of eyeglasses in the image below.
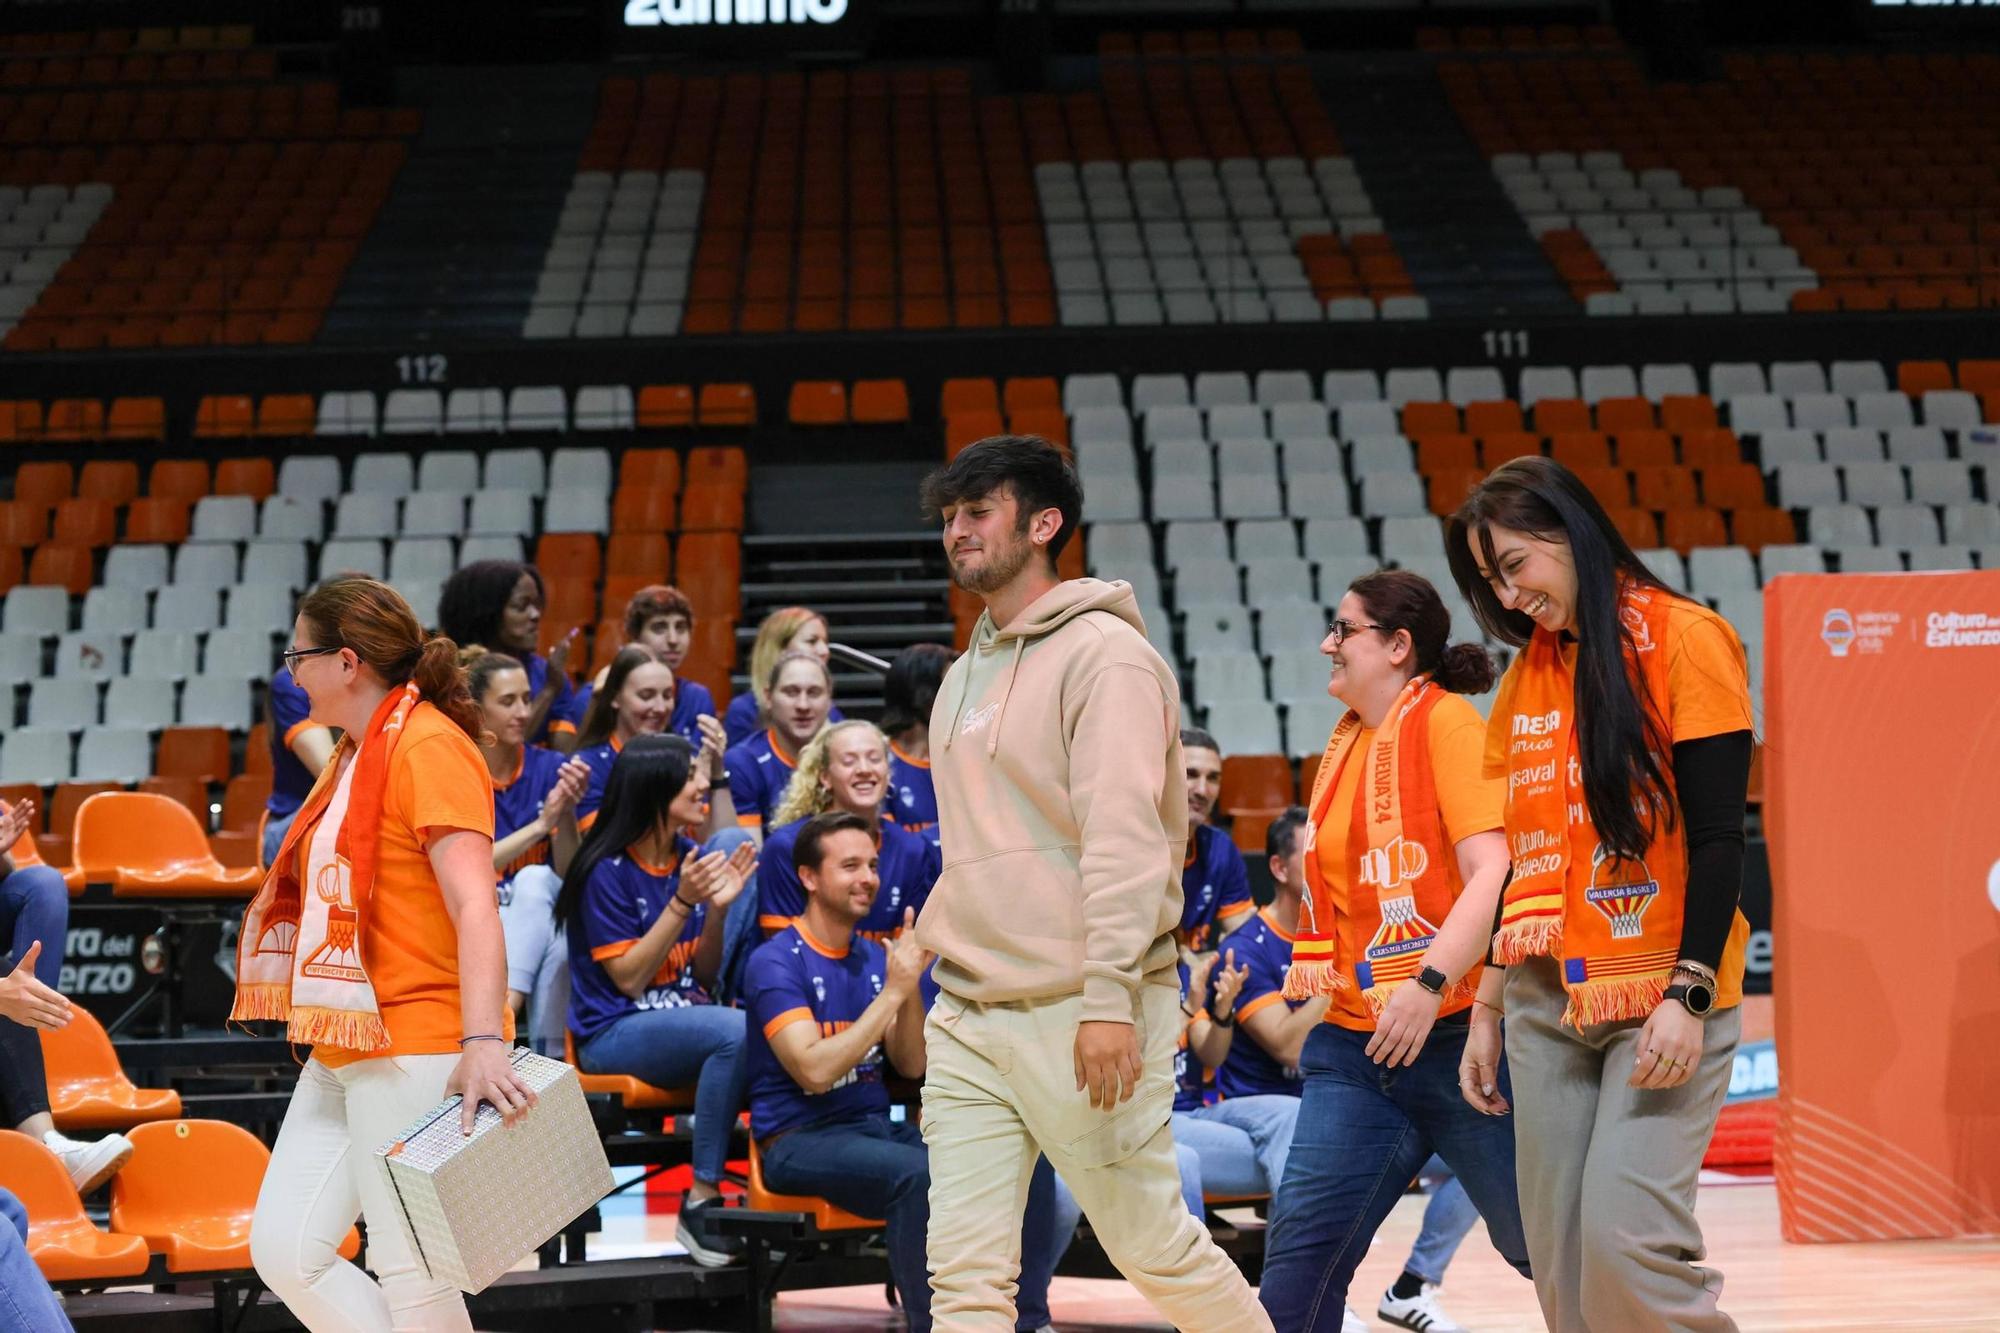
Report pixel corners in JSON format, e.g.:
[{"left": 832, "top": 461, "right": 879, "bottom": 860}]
[
  {"left": 281, "top": 645, "right": 344, "bottom": 669},
  {"left": 1326, "top": 619, "right": 1388, "bottom": 645}
]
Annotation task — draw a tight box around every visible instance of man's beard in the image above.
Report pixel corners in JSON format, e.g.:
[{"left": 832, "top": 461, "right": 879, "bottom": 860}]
[{"left": 949, "top": 534, "right": 1034, "bottom": 594}]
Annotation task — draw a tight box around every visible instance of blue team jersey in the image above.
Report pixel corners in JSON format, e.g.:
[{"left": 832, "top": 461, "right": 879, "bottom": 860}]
[
  {"left": 1213, "top": 909, "right": 1305, "bottom": 1099},
  {"left": 743, "top": 924, "right": 892, "bottom": 1139},
  {"left": 723, "top": 692, "right": 844, "bottom": 749},
  {"left": 573, "top": 737, "right": 625, "bottom": 828},
  {"left": 525, "top": 651, "right": 582, "bottom": 746},
  {"left": 886, "top": 744, "right": 939, "bottom": 845},
  {"left": 576, "top": 677, "right": 717, "bottom": 750},
  {"left": 491, "top": 744, "right": 571, "bottom": 881},
  {"left": 265, "top": 670, "right": 318, "bottom": 819},
  {"left": 725, "top": 729, "right": 801, "bottom": 834},
  {"left": 1174, "top": 960, "right": 1205, "bottom": 1112},
  {"left": 566, "top": 836, "right": 711, "bottom": 1040},
  {"left": 755, "top": 816, "right": 939, "bottom": 941},
  {"left": 1179, "top": 822, "right": 1255, "bottom": 952}
]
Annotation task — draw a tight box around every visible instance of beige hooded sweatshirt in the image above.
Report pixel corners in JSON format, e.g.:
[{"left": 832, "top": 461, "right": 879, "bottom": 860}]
[{"left": 917, "top": 578, "right": 1187, "bottom": 1026}]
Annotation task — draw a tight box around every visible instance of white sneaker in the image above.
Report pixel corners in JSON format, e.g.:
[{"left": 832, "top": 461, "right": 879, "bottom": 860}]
[
  {"left": 1343, "top": 1306, "right": 1368, "bottom": 1333},
  {"left": 1378, "top": 1281, "right": 1465, "bottom": 1332},
  {"left": 44, "top": 1131, "right": 133, "bottom": 1196}
]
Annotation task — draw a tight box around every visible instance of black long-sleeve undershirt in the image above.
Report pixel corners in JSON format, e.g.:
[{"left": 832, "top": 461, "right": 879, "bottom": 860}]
[{"left": 1487, "top": 730, "right": 1754, "bottom": 969}]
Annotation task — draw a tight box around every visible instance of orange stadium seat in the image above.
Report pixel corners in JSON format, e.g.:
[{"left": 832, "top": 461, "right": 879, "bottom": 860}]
[
  {"left": 680, "top": 484, "right": 745, "bottom": 533},
  {"left": 13, "top": 461, "right": 75, "bottom": 508},
  {"left": 637, "top": 384, "right": 696, "bottom": 429},
  {"left": 535, "top": 533, "right": 602, "bottom": 583},
  {"left": 0, "top": 402, "right": 46, "bottom": 443},
  {"left": 1633, "top": 467, "right": 1699, "bottom": 511},
  {"left": 1003, "top": 377, "right": 1060, "bottom": 415},
  {"left": 612, "top": 487, "right": 677, "bottom": 535},
  {"left": 1959, "top": 360, "right": 2000, "bottom": 395},
  {"left": 1221, "top": 754, "right": 1295, "bottom": 812},
  {"left": 214, "top": 457, "right": 275, "bottom": 501},
  {"left": 1730, "top": 507, "right": 1796, "bottom": 551},
  {"left": 0, "top": 547, "right": 20, "bottom": 597},
  {"left": 139, "top": 776, "right": 206, "bottom": 822},
  {"left": 76, "top": 460, "right": 140, "bottom": 508},
  {"left": 39, "top": 783, "right": 120, "bottom": 873},
  {"left": 41, "top": 1005, "right": 182, "bottom": 1132},
  {"left": 1596, "top": 396, "right": 1656, "bottom": 433},
  {"left": 1701, "top": 464, "right": 1766, "bottom": 510},
  {"left": 154, "top": 726, "right": 230, "bottom": 785},
  {"left": 255, "top": 393, "right": 315, "bottom": 437},
  {"left": 619, "top": 448, "right": 682, "bottom": 496},
  {"left": 747, "top": 1138, "right": 880, "bottom": 1231},
  {"left": 44, "top": 399, "right": 105, "bottom": 442},
  {"left": 148, "top": 460, "right": 210, "bottom": 504},
  {"left": 0, "top": 500, "right": 52, "bottom": 547},
  {"left": 947, "top": 409, "right": 1004, "bottom": 455},
  {"left": 1548, "top": 431, "right": 1611, "bottom": 468},
  {"left": 68, "top": 792, "right": 261, "bottom": 897},
  {"left": 561, "top": 1029, "right": 693, "bottom": 1111},
  {"left": 1464, "top": 399, "right": 1525, "bottom": 437},
  {"left": 1402, "top": 401, "right": 1461, "bottom": 437},
  {"left": 105, "top": 397, "right": 166, "bottom": 442},
  {"left": 1659, "top": 395, "right": 1718, "bottom": 433},
  {"left": 942, "top": 379, "right": 1000, "bottom": 419},
  {"left": 1664, "top": 509, "right": 1728, "bottom": 554},
  {"left": 1428, "top": 468, "right": 1484, "bottom": 516},
  {"left": 606, "top": 532, "right": 671, "bottom": 580},
  {"left": 851, "top": 379, "right": 910, "bottom": 425},
  {"left": 1895, "top": 362, "right": 1953, "bottom": 398},
  {"left": 30, "top": 544, "right": 96, "bottom": 595},
  {"left": 686, "top": 446, "right": 748, "bottom": 493},
  {"left": 1532, "top": 398, "right": 1591, "bottom": 433},
  {"left": 1575, "top": 466, "right": 1632, "bottom": 510},
  {"left": 123, "top": 498, "right": 190, "bottom": 545},
  {"left": 788, "top": 380, "right": 847, "bottom": 426},
  {"left": 211, "top": 772, "right": 271, "bottom": 868},
  {"left": 193, "top": 394, "right": 255, "bottom": 437},
  {"left": 112, "top": 1119, "right": 360, "bottom": 1273},
  {"left": 697, "top": 382, "right": 756, "bottom": 427},
  {"left": 0, "top": 1134, "right": 151, "bottom": 1280},
  {"left": 1680, "top": 428, "right": 1743, "bottom": 468},
  {"left": 1415, "top": 435, "right": 1477, "bottom": 472},
  {"left": 1614, "top": 430, "right": 1677, "bottom": 468},
  {"left": 1479, "top": 432, "right": 1541, "bottom": 467}
]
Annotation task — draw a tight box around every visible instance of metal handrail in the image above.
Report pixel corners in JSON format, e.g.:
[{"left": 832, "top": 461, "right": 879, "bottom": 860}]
[{"left": 828, "top": 642, "right": 892, "bottom": 674}]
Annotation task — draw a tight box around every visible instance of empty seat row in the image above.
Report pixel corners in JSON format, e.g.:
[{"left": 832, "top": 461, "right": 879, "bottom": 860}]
[{"left": 7, "top": 676, "right": 259, "bottom": 735}]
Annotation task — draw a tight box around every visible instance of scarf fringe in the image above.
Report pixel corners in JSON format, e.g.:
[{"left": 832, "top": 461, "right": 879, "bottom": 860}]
[
  {"left": 1359, "top": 976, "right": 1478, "bottom": 1018},
  {"left": 229, "top": 983, "right": 290, "bottom": 1023},
  {"left": 1561, "top": 975, "right": 1668, "bottom": 1029},
  {"left": 284, "top": 1005, "right": 391, "bottom": 1053},
  {"left": 1283, "top": 959, "right": 1354, "bottom": 1002},
  {"left": 1492, "top": 918, "right": 1564, "bottom": 966}
]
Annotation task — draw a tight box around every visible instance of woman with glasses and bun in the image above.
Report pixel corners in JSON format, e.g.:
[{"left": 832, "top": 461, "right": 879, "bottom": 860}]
[
  {"left": 1260, "top": 570, "right": 1531, "bottom": 1333},
  {"left": 1448, "top": 456, "right": 1754, "bottom": 1333}
]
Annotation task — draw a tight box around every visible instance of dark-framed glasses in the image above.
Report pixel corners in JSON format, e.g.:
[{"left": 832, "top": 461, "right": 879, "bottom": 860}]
[
  {"left": 281, "top": 645, "right": 344, "bottom": 669},
  {"left": 1326, "top": 619, "right": 1388, "bottom": 645}
]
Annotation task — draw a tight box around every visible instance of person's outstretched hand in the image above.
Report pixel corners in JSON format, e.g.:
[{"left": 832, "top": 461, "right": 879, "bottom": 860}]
[{"left": 0, "top": 942, "right": 71, "bottom": 1030}]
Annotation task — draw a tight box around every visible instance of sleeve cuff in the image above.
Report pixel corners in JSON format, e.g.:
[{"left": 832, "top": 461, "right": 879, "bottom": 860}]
[
  {"left": 590, "top": 939, "right": 637, "bottom": 962},
  {"left": 736, "top": 813, "right": 763, "bottom": 828},
  {"left": 1236, "top": 992, "right": 1285, "bottom": 1022},
  {"left": 761, "top": 1006, "right": 814, "bottom": 1039},
  {"left": 1217, "top": 900, "right": 1254, "bottom": 919},
  {"left": 549, "top": 720, "right": 577, "bottom": 735},
  {"left": 1081, "top": 971, "right": 1138, "bottom": 1025}
]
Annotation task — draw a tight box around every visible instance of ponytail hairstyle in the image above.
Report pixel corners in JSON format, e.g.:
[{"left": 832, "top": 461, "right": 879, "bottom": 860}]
[
  {"left": 298, "top": 577, "right": 483, "bottom": 741},
  {"left": 555, "top": 734, "right": 695, "bottom": 929},
  {"left": 577, "top": 644, "right": 671, "bottom": 749},
  {"left": 1445, "top": 456, "right": 1675, "bottom": 859},
  {"left": 458, "top": 645, "right": 526, "bottom": 704},
  {"left": 1345, "top": 569, "right": 1497, "bottom": 697},
  {"left": 771, "top": 718, "right": 892, "bottom": 827},
  {"left": 747, "top": 607, "right": 827, "bottom": 718}
]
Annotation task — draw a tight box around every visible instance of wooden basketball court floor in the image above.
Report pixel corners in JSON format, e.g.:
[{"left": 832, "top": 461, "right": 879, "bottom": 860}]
[{"left": 751, "top": 1178, "right": 2000, "bottom": 1332}]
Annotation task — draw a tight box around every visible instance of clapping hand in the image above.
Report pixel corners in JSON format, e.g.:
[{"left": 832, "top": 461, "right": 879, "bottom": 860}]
[
  {"left": 0, "top": 799, "right": 33, "bottom": 851},
  {"left": 681, "top": 840, "right": 758, "bottom": 907},
  {"left": 695, "top": 714, "right": 727, "bottom": 777},
  {"left": 885, "top": 908, "right": 933, "bottom": 996},
  {"left": 1209, "top": 948, "right": 1249, "bottom": 1017},
  {"left": 541, "top": 759, "right": 591, "bottom": 825},
  {"left": 546, "top": 627, "right": 577, "bottom": 680},
  {"left": 0, "top": 942, "right": 70, "bottom": 1031}
]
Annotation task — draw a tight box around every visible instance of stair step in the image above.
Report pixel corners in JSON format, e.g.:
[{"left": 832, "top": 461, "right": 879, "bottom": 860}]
[{"left": 739, "top": 580, "right": 947, "bottom": 601}]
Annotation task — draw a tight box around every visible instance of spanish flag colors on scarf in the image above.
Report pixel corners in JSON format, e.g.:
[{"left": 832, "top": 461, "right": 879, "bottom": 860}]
[
  {"left": 1284, "top": 675, "right": 1476, "bottom": 1019},
  {"left": 231, "top": 683, "right": 424, "bottom": 1052},
  {"left": 1493, "top": 582, "right": 1686, "bottom": 1028}
]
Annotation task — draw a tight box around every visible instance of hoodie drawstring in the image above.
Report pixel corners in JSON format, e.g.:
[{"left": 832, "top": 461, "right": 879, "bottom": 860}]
[
  {"left": 943, "top": 614, "right": 987, "bottom": 751},
  {"left": 987, "top": 636, "right": 1026, "bottom": 757}
]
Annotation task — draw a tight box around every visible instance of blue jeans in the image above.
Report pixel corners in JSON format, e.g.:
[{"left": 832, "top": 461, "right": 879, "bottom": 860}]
[
  {"left": 707, "top": 827, "right": 762, "bottom": 1004},
  {"left": 1261, "top": 1019, "right": 1531, "bottom": 1330},
  {"left": 763, "top": 1115, "right": 933, "bottom": 1332},
  {"left": 1407, "top": 1157, "right": 1478, "bottom": 1285},
  {"left": 0, "top": 1187, "right": 72, "bottom": 1332},
  {"left": 497, "top": 865, "right": 567, "bottom": 1057},
  {"left": 1173, "top": 1094, "right": 1299, "bottom": 1213},
  {"left": 0, "top": 865, "right": 68, "bottom": 989},
  {"left": 579, "top": 1003, "right": 747, "bottom": 1186},
  {"left": 261, "top": 808, "right": 298, "bottom": 870}
]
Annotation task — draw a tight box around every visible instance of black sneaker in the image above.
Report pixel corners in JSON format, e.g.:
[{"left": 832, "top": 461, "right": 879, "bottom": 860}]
[{"left": 675, "top": 1193, "right": 743, "bottom": 1268}]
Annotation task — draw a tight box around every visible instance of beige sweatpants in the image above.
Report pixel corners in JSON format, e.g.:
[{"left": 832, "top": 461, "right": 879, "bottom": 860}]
[
  {"left": 920, "top": 981, "right": 1272, "bottom": 1332},
  {"left": 1505, "top": 956, "right": 1742, "bottom": 1333}
]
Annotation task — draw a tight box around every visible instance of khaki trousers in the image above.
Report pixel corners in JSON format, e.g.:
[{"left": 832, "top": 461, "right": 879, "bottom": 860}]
[
  {"left": 1505, "top": 957, "right": 1741, "bottom": 1333},
  {"left": 921, "top": 982, "right": 1272, "bottom": 1332}
]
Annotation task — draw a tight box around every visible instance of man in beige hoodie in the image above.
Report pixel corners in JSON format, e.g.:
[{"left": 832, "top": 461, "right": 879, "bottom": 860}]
[{"left": 916, "top": 437, "right": 1272, "bottom": 1331}]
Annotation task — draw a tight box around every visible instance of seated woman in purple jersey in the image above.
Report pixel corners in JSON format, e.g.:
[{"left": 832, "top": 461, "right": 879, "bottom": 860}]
[
  {"left": 558, "top": 735, "right": 759, "bottom": 1268},
  {"left": 723, "top": 649, "right": 833, "bottom": 839},
  {"left": 720, "top": 605, "right": 844, "bottom": 747},
  {"left": 262, "top": 666, "right": 334, "bottom": 868},
  {"left": 755, "top": 720, "right": 939, "bottom": 942},
  {"left": 572, "top": 645, "right": 726, "bottom": 830},
  {"left": 437, "top": 560, "right": 582, "bottom": 753},
  {"left": 464, "top": 649, "right": 590, "bottom": 1056},
  {"left": 576, "top": 585, "right": 719, "bottom": 747}
]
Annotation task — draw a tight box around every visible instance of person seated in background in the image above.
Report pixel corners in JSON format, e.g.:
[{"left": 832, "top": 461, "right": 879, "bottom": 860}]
[
  {"left": 756, "top": 720, "right": 939, "bottom": 942},
  {"left": 559, "top": 735, "right": 759, "bottom": 1267},
  {"left": 721, "top": 606, "right": 844, "bottom": 747},
  {"left": 0, "top": 800, "right": 130, "bottom": 1197},
  {"left": 464, "top": 649, "right": 591, "bottom": 1056},
  {"left": 576, "top": 585, "right": 719, "bottom": 747},
  {"left": 0, "top": 1184, "right": 72, "bottom": 1332},
  {"left": 742, "top": 811, "right": 935, "bottom": 1329},
  {"left": 879, "top": 643, "right": 952, "bottom": 847},
  {"left": 1212, "top": 804, "right": 1325, "bottom": 1103},
  {"left": 724, "top": 649, "right": 834, "bottom": 839},
  {"left": 437, "top": 559, "right": 582, "bottom": 752},
  {"left": 573, "top": 645, "right": 725, "bottom": 829},
  {"left": 261, "top": 663, "right": 334, "bottom": 868},
  {"left": 1177, "top": 728, "right": 1255, "bottom": 953}
]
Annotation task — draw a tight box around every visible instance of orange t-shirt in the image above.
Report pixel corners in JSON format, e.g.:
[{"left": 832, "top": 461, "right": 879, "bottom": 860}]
[
  {"left": 1312, "top": 691, "right": 1506, "bottom": 1031},
  {"left": 311, "top": 706, "right": 508, "bottom": 1068},
  {"left": 1481, "top": 596, "right": 1755, "bottom": 1006}
]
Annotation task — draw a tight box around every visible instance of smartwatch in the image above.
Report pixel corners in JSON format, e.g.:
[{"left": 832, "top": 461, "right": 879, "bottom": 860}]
[
  {"left": 1415, "top": 965, "right": 1448, "bottom": 996},
  {"left": 1664, "top": 979, "right": 1715, "bottom": 1017}
]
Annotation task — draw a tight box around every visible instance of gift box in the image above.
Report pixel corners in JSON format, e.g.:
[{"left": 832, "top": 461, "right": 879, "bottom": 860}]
[{"left": 373, "top": 1048, "right": 613, "bottom": 1293}]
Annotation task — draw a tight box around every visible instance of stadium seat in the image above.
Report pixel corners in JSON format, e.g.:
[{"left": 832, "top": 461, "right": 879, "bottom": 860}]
[
  {"left": 0, "top": 1134, "right": 150, "bottom": 1279},
  {"left": 41, "top": 1005, "right": 182, "bottom": 1132},
  {"left": 561, "top": 1029, "right": 692, "bottom": 1111},
  {"left": 74, "top": 729, "right": 151, "bottom": 785},
  {"left": 574, "top": 385, "right": 635, "bottom": 431},
  {"left": 256, "top": 395, "right": 315, "bottom": 438},
  {"left": 745, "top": 1137, "right": 882, "bottom": 1231},
  {"left": 636, "top": 385, "right": 695, "bottom": 429},
  {"left": 194, "top": 394, "right": 255, "bottom": 438},
  {"left": 69, "top": 792, "right": 260, "bottom": 897},
  {"left": 315, "top": 391, "right": 378, "bottom": 437},
  {"left": 175, "top": 544, "right": 241, "bottom": 592},
  {"left": 697, "top": 383, "right": 756, "bottom": 427}
]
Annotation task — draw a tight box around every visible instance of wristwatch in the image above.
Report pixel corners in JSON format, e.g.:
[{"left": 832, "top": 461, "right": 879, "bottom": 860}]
[
  {"left": 1414, "top": 965, "right": 1448, "bottom": 996},
  {"left": 1664, "top": 979, "right": 1715, "bottom": 1017}
]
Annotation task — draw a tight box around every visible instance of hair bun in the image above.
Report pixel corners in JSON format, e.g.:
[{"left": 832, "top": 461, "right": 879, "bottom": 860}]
[{"left": 1435, "top": 642, "right": 1497, "bottom": 695}]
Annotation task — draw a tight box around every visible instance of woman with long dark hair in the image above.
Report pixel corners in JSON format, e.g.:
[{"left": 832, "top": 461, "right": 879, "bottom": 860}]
[
  {"left": 571, "top": 645, "right": 676, "bottom": 827},
  {"left": 1448, "top": 456, "right": 1754, "bottom": 1333},
  {"left": 436, "top": 560, "right": 581, "bottom": 752},
  {"left": 241, "top": 578, "right": 536, "bottom": 1332},
  {"left": 559, "top": 734, "right": 758, "bottom": 1268},
  {"left": 1260, "top": 571, "right": 1529, "bottom": 1332}
]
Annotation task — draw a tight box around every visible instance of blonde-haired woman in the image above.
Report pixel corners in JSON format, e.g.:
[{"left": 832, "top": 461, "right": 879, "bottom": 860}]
[
  {"left": 722, "top": 649, "right": 835, "bottom": 836},
  {"left": 720, "top": 606, "right": 843, "bottom": 746},
  {"left": 241, "top": 578, "right": 536, "bottom": 1332},
  {"left": 753, "top": 719, "right": 938, "bottom": 942}
]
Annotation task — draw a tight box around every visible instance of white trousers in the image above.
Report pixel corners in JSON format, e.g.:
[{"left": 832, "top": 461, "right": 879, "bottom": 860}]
[{"left": 250, "top": 1054, "right": 471, "bottom": 1333}]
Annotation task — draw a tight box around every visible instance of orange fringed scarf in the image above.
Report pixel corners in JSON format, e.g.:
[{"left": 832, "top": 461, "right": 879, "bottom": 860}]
[
  {"left": 231, "top": 684, "right": 423, "bottom": 1052},
  {"left": 1493, "top": 583, "right": 1685, "bottom": 1028},
  {"left": 1284, "top": 676, "right": 1475, "bottom": 1019}
]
